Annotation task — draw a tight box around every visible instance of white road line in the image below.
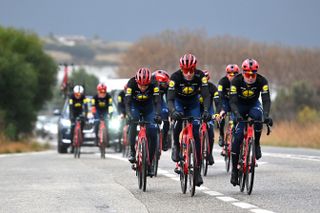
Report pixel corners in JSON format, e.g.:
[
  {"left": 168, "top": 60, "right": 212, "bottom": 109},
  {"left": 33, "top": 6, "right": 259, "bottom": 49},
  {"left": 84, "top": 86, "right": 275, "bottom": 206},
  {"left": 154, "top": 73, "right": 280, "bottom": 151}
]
[
  {"left": 216, "top": 196, "right": 239, "bottom": 202},
  {"left": 250, "top": 209, "right": 276, "bottom": 213},
  {"left": 203, "top": 190, "right": 223, "bottom": 196},
  {"left": 232, "top": 202, "right": 257, "bottom": 209},
  {"left": 263, "top": 152, "right": 320, "bottom": 162}
]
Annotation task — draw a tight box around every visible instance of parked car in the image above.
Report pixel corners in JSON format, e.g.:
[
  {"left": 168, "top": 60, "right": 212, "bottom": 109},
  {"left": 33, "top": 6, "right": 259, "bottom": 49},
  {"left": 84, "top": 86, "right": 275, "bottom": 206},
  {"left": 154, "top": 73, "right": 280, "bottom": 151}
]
[{"left": 57, "top": 96, "right": 96, "bottom": 153}]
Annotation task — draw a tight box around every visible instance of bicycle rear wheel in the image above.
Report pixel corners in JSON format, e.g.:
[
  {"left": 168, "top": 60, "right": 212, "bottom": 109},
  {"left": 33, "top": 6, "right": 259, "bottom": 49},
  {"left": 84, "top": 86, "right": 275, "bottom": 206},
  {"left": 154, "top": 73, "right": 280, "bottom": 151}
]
[
  {"left": 142, "top": 139, "right": 148, "bottom": 192},
  {"left": 153, "top": 135, "right": 160, "bottom": 177},
  {"left": 74, "top": 125, "right": 81, "bottom": 159},
  {"left": 239, "top": 142, "right": 246, "bottom": 192},
  {"left": 246, "top": 138, "right": 255, "bottom": 195},
  {"left": 201, "top": 132, "right": 209, "bottom": 176},
  {"left": 189, "top": 139, "right": 196, "bottom": 197}
]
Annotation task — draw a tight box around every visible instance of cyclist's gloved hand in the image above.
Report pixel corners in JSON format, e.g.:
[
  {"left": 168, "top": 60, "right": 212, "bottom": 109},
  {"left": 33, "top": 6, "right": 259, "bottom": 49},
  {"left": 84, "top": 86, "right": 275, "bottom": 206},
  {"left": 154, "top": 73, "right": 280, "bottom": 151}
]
[
  {"left": 202, "top": 110, "right": 211, "bottom": 122},
  {"left": 154, "top": 114, "right": 162, "bottom": 124},
  {"left": 264, "top": 116, "right": 273, "bottom": 127},
  {"left": 171, "top": 110, "right": 183, "bottom": 120},
  {"left": 235, "top": 112, "right": 243, "bottom": 123}
]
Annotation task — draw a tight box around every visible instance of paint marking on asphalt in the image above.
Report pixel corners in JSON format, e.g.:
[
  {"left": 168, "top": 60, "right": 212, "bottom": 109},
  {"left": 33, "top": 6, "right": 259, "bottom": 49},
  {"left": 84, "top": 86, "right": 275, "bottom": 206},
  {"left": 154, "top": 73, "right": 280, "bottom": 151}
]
[
  {"left": 203, "top": 190, "right": 223, "bottom": 196},
  {"left": 262, "top": 153, "right": 320, "bottom": 162},
  {"left": 232, "top": 202, "right": 257, "bottom": 209},
  {"left": 250, "top": 209, "right": 276, "bottom": 213},
  {"left": 216, "top": 196, "right": 239, "bottom": 202}
]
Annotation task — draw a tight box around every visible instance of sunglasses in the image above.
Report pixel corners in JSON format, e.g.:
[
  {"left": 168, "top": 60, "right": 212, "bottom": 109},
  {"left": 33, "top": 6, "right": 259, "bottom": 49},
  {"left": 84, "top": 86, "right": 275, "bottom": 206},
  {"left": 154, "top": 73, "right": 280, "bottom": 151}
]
[
  {"left": 244, "top": 72, "right": 257, "bottom": 78},
  {"left": 227, "top": 72, "right": 238, "bottom": 76},
  {"left": 182, "top": 68, "right": 195, "bottom": 74}
]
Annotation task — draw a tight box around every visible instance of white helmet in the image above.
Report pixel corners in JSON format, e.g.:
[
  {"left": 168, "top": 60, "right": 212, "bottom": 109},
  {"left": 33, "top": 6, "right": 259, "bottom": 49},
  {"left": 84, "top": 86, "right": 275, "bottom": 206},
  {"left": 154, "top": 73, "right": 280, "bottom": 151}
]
[{"left": 73, "top": 85, "right": 84, "bottom": 94}]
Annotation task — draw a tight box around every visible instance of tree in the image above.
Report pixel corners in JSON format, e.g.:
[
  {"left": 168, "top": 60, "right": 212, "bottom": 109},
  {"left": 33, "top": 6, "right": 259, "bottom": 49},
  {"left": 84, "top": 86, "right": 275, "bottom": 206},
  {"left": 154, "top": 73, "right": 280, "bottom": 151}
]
[
  {"left": 0, "top": 27, "right": 57, "bottom": 139},
  {"left": 69, "top": 68, "right": 99, "bottom": 96}
]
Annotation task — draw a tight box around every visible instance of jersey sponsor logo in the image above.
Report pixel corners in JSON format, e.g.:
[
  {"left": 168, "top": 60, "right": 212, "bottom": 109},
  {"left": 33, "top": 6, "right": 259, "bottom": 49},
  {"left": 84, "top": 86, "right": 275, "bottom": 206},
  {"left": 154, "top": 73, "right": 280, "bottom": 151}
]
[
  {"left": 74, "top": 103, "right": 82, "bottom": 107},
  {"left": 263, "top": 85, "right": 269, "bottom": 91},
  {"left": 69, "top": 99, "right": 73, "bottom": 104},
  {"left": 202, "top": 77, "right": 208, "bottom": 84},
  {"left": 98, "top": 102, "right": 106, "bottom": 107},
  {"left": 242, "top": 90, "right": 254, "bottom": 97},
  {"left": 214, "top": 92, "right": 219, "bottom": 97},
  {"left": 182, "top": 86, "right": 194, "bottom": 95},
  {"left": 230, "top": 86, "right": 237, "bottom": 92},
  {"left": 137, "top": 94, "right": 149, "bottom": 100},
  {"left": 118, "top": 96, "right": 122, "bottom": 102},
  {"left": 84, "top": 98, "right": 90, "bottom": 103},
  {"left": 154, "top": 87, "right": 160, "bottom": 93},
  {"left": 109, "top": 98, "right": 112, "bottom": 104},
  {"left": 126, "top": 88, "right": 132, "bottom": 94},
  {"left": 169, "top": 80, "right": 175, "bottom": 87},
  {"left": 218, "top": 85, "right": 223, "bottom": 92}
]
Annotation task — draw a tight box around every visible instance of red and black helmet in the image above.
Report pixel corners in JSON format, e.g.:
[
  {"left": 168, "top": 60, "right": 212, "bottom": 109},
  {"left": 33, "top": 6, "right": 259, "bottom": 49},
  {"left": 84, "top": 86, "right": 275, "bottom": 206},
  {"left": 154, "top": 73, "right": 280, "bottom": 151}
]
[
  {"left": 97, "top": 83, "right": 107, "bottom": 93},
  {"left": 241, "top": 59, "right": 259, "bottom": 72},
  {"left": 203, "top": 70, "right": 210, "bottom": 80},
  {"left": 153, "top": 70, "right": 170, "bottom": 83},
  {"left": 179, "top": 54, "right": 197, "bottom": 70},
  {"left": 135, "top": 68, "right": 151, "bottom": 86},
  {"left": 226, "top": 64, "right": 240, "bottom": 73}
]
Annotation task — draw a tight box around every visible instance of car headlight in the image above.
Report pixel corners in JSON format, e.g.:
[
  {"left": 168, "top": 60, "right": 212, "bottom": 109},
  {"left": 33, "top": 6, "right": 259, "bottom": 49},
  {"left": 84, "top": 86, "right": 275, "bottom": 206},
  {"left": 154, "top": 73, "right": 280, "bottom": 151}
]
[
  {"left": 61, "top": 118, "right": 71, "bottom": 127},
  {"left": 109, "top": 118, "right": 121, "bottom": 131}
]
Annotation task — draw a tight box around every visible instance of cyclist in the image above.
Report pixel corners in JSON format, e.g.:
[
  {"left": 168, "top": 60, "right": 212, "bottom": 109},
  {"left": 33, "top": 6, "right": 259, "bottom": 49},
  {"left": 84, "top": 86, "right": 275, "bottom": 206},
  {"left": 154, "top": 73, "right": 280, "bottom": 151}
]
[
  {"left": 69, "top": 85, "right": 88, "bottom": 147},
  {"left": 199, "top": 70, "right": 221, "bottom": 165},
  {"left": 92, "top": 83, "right": 113, "bottom": 146},
  {"left": 168, "top": 53, "right": 211, "bottom": 186},
  {"left": 152, "top": 70, "right": 170, "bottom": 151},
  {"left": 229, "top": 58, "right": 273, "bottom": 186},
  {"left": 216, "top": 64, "right": 240, "bottom": 154},
  {"left": 126, "top": 68, "right": 162, "bottom": 176}
]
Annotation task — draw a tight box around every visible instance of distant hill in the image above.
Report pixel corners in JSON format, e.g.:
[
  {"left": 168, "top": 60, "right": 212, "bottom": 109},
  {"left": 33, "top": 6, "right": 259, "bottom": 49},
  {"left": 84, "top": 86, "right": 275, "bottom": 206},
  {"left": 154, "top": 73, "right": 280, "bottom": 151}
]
[{"left": 42, "top": 35, "right": 132, "bottom": 66}]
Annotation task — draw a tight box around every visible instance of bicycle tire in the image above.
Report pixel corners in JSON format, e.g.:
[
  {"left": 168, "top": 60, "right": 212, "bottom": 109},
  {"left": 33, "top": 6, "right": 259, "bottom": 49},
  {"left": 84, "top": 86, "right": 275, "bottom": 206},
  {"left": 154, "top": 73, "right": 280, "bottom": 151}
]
[
  {"left": 224, "top": 127, "right": 231, "bottom": 173},
  {"left": 246, "top": 138, "right": 255, "bottom": 195},
  {"left": 239, "top": 142, "right": 246, "bottom": 192},
  {"left": 201, "top": 131, "right": 209, "bottom": 176},
  {"left": 77, "top": 127, "right": 82, "bottom": 158},
  {"left": 180, "top": 141, "right": 187, "bottom": 194},
  {"left": 142, "top": 138, "right": 148, "bottom": 192},
  {"left": 189, "top": 139, "right": 196, "bottom": 197},
  {"left": 100, "top": 125, "right": 107, "bottom": 159},
  {"left": 137, "top": 141, "right": 143, "bottom": 190},
  {"left": 154, "top": 135, "right": 160, "bottom": 177}
]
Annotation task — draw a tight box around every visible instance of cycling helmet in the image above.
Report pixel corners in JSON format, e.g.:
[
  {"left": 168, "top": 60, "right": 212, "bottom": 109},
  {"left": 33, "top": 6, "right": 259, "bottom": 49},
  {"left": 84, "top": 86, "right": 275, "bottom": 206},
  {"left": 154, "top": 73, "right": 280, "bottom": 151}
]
[
  {"left": 135, "top": 67, "right": 151, "bottom": 86},
  {"left": 97, "top": 83, "right": 107, "bottom": 93},
  {"left": 203, "top": 70, "right": 210, "bottom": 80},
  {"left": 73, "top": 85, "right": 84, "bottom": 95},
  {"left": 226, "top": 64, "right": 240, "bottom": 74},
  {"left": 241, "top": 59, "right": 259, "bottom": 72},
  {"left": 153, "top": 70, "right": 170, "bottom": 83},
  {"left": 179, "top": 54, "right": 197, "bottom": 70}
]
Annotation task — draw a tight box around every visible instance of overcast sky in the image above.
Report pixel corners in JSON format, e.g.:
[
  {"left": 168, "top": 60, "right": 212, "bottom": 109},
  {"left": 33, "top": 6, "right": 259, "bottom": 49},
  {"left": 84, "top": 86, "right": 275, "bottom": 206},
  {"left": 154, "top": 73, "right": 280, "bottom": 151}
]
[{"left": 1, "top": 0, "right": 319, "bottom": 48}]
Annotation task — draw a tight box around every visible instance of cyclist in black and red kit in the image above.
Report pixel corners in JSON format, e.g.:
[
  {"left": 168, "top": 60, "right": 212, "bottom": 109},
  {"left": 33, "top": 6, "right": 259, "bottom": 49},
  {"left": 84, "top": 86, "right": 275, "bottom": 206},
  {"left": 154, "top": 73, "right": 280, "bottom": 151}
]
[
  {"left": 168, "top": 53, "right": 211, "bottom": 186},
  {"left": 200, "top": 70, "right": 221, "bottom": 165},
  {"left": 126, "top": 68, "right": 162, "bottom": 176},
  {"left": 216, "top": 64, "right": 240, "bottom": 152},
  {"left": 229, "top": 59, "right": 273, "bottom": 186}
]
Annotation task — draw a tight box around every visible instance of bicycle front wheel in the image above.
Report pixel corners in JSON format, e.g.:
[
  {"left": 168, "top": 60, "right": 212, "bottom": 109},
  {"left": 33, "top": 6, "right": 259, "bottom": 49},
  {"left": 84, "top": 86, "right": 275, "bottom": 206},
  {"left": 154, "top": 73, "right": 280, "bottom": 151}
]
[
  {"left": 180, "top": 141, "right": 187, "bottom": 194},
  {"left": 100, "top": 127, "right": 107, "bottom": 159},
  {"left": 142, "top": 139, "right": 148, "bottom": 192},
  {"left": 239, "top": 142, "right": 246, "bottom": 192},
  {"left": 224, "top": 128, "right": 232, "bottom": 172},
  {"left": 201, "top": 132, "right": 209, "bottom": 177},
  {"left": 153, "top": 135, "right": 160, "bottom": 177},
  {"left": 189, "top": 139, "right": 196, "bottom": 197},
  {"left": 246, "top": 138, "right": 255, "bottom": 195}
]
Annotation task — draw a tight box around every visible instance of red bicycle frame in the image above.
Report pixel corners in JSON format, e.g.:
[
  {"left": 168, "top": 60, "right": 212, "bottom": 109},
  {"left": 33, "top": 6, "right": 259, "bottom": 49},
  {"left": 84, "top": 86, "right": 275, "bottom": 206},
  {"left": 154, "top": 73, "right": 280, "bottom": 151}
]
[
  {"left": 73, "top": 120, "right": 82, "bottom": 147},
  {"left": 200, "top": 121, "right": 210, "bottom": 160},
  {"left": 136, "top": 123, "right": 150, "bottom": 171},
  {"left": 180, "top": 119, "right": 196, "bottom": 174}
]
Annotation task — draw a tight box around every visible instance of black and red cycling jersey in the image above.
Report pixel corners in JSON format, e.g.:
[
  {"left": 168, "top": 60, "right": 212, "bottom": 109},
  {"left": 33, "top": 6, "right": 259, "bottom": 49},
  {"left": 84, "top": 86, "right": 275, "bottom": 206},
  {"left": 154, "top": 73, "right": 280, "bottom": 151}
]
[
  {"left": 167, "top": 69, "right": 210, "bottom": 111},
  {"left": 229, "top": 74, "right": 271, "bottom": 117},
  {"left": 69, "top": 94, "right": 88, "bottom": 120},
  {"left": 125, "top": 77, "right": 161, "bottom": 115},
  {"left": 92, "top": 93, "right": 113, "bottom": 114}
]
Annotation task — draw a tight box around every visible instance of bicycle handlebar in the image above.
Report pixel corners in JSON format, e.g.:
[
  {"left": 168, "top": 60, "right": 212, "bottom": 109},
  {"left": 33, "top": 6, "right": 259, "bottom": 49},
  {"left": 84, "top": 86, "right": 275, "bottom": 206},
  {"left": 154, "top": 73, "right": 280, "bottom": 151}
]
[{"left": 239, "top": 120, "right": 272, "bottom": 135}]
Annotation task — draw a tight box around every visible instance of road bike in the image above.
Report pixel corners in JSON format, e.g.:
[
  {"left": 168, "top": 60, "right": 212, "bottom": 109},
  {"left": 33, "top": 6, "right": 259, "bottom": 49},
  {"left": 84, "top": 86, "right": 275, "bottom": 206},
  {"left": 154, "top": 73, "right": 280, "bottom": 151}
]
[
  {"left": 237, "top": 119, "right": 271, "bottom": 195},
  {"left": 98, "top": 116, "right": 108, "bottom": 159},
  {"left": 223, "top": 113, "right": 234, "bottom": 173},
  {"left": 199, "top": 119, "right": 210, "bottom": 176},
  {"left": 73, "top": 116, "right": 84, "bottom": 158},
  {"left": 178, "top": 116, "right": 198, "bottom": 197}
]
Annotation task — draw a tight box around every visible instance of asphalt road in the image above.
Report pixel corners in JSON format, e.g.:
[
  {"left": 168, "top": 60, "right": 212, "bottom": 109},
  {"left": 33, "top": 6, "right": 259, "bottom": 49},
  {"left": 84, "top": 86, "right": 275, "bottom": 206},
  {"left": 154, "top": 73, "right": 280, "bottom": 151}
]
[{"left": 0, "top": 145, "right": 319, "bottom": 213}]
